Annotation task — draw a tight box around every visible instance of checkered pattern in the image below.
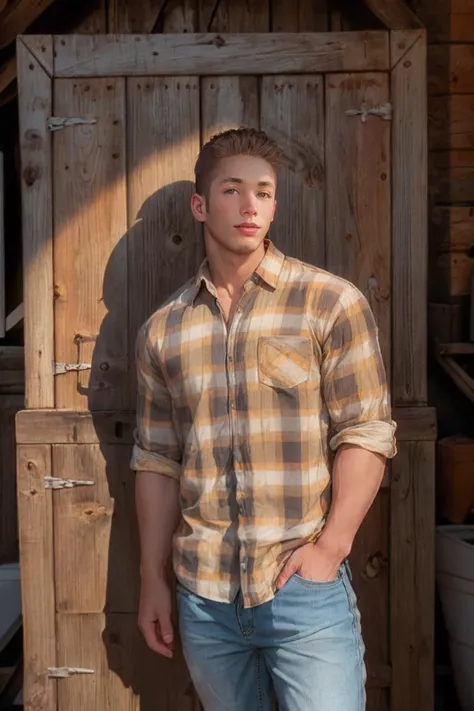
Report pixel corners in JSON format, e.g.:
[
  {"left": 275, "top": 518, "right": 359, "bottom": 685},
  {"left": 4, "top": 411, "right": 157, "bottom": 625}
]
[{"left": 131, "top": 240, "right": 396, "bottom": 608}]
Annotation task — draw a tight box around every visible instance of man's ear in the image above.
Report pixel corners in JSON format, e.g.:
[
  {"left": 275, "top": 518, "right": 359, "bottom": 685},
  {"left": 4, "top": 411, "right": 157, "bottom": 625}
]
[{"left": 191, "top": 193, "right": 207, "bottom": 223}]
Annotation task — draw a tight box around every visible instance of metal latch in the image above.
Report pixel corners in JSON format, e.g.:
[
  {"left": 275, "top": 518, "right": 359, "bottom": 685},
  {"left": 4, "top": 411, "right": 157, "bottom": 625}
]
[
  {"left": 48, "top": 667, "right": 95, "bottom": 678},
  {"left": 54, "top": 362, "right": 91, "bottom": 375},
  {"left": 345, "top": 102, "right": 392, "bottom": 123},
  {"left": 44, "top": 477, "right": 94, "bottom": 490},
  {"left": 47, "top": 117, "right": 97, "bottom": 132}
]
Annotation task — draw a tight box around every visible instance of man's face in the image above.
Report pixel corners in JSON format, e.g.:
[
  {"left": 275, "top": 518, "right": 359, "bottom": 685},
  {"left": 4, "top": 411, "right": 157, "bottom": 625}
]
[{"left": 191, "top": 154, "right": 277, "bottom": 256}]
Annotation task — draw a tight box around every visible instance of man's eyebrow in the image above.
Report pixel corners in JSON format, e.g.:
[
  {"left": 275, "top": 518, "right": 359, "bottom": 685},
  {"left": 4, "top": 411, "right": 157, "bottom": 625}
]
[{"left": 220, "top": 177, "right": 275, "bottom": 188}]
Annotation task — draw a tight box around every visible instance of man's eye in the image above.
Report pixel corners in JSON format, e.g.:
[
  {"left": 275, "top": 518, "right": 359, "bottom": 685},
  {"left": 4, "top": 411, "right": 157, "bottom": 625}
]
[
  {"left": 224, "top": 188, "right": 238, "bottom": 194},
  {"left": 258, "top": 192, "right": 271, "bottom": 199}
]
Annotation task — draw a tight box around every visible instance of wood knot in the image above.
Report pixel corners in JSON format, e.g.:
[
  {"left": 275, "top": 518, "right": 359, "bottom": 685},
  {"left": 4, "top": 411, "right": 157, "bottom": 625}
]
[
  {"left": 23, "top": 164, "right": 40, "bottom": 186},
  {"left": 365, "top": 551, "right": 385, "bottom": 579},
  {"left": 213, "top": 35, "right": 226, "bottom": 48}
]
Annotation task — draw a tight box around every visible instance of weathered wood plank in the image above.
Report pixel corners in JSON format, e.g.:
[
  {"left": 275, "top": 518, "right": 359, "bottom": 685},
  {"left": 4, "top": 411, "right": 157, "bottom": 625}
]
[
  {"left": 429, "top": 149, "right": 474, "bottom": 203},
  {"left": 391, "top": 31, "right": 427, "bottom": 405},
  {"left": 428, "top": 302, "right": 465, "bottom": 344},
  {"left": 0, "top": 0, "right": 55, "bottom": 51},
  {"left": 390, "top": 440, "right": 435, "bottom": 711},
  {"left": 19, "top": 35, "right": 53, "bottom": 75},
  {"left": 0, "top": 395, "right": 23, "bottom": 563},
  {"left": 52, "top": 32, "right": 390, "bottom": 76},
  {"left": 108, "top": 0, "right": 165, "bottom": 32},
  {"left": 201, "top": 76, "right": 259, "bottom": 141},
  {"left": 428, "top": 44, "right": 474, "bottom": 94},
  {"left": 17, "top": 444, "right": 56, "bottom": 711},
  {"left": 199, "top": 0, "right": 269, "bottom": 32},
  {"left": 16, "top": 407, "right": 433, "bottom": 444},
  {"left": 350, "top": 490, "right": 390, "bottom": 685},
  {"left": 17, "top": 37, "right": 54, "bottom": 408},
  {"left": 429, "top": 94, "right": 474, "bottom": 150},
  {"left": 127, "top": 76, "right": 202, "bottom": 407},
  {"left": 390, "top": 29, "right": 423, "bottom": 67},
  {"left": 16, "top": 409, "right": 136, "bottom": 444},
  {"left": 271, "top": 0, "right": 329, "bottom": 31},
  {"left": 53, "top": 77, "right": 128, "bottom": 410},
  {"left": 364, "top": 0, "right": 423, "bottom": 29},
  {"left": 430, "top": 250, "right": 474, "bottom": 299},
  {"left": 53, "top": 444, "right": 139, "bottom": 613},
  {"left": 416, "top": 12, "right": 474, "bottom": 42},
  {"left": 56, "top": 613, "right": 201, "bottom": 711},
  {"left": 74, "top": 0, "right": 107, "bottom": 33},
  {"left": 261, "top": 75, "right": 325, "bottom": 267},
  {"left": 162, "top": 0, "right": 198, "bottom": 32},
  {"left": 430, "top": 205, "right": 474, "bottom": 253},
  {"left": 325, "top": 72, "right": 391, "bottom": 374}
]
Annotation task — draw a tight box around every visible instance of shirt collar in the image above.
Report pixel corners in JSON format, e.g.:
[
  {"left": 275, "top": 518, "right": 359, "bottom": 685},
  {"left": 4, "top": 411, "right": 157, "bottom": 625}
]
[{"left": 192, "top": 239, "right": 285, "bottom": 302}]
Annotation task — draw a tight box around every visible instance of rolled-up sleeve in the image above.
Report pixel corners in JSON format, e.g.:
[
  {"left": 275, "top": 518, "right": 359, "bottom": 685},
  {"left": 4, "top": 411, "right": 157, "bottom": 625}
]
[
  {"left": 130, "top": 324, "right": 182, "bottom": 479},
  {"left": 321, "top": 284, "right": 397, "bottom": 459}
]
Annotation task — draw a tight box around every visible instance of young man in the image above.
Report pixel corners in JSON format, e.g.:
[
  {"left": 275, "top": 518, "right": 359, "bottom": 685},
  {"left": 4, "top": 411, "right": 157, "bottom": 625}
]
[{"left": 131, "top": 128, "right": 396, "bottom": 711}]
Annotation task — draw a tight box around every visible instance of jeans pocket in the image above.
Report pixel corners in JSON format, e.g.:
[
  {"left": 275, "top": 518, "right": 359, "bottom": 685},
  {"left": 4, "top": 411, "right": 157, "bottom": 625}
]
[{"left": 291, "top": 566, "right": 344, "bottom": 588}]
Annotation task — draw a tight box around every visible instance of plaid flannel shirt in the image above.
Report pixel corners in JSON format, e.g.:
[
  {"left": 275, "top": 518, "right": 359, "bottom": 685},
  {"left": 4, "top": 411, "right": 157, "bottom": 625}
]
[{"left": 131, "top": 240, "right": 396, "bottom": 608}]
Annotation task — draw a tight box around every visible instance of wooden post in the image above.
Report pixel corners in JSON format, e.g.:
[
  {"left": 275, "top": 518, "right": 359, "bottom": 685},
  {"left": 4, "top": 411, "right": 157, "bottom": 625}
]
[
  {"left": 391, "top": 30, "right": 428, "bottom": 405},
  {"left": 391, "top": 438, "right": 435, "bottom": 711},
  {"left": 17, "top": 37, "right": 54, "bottom": 408},
  {"left": 17, "top": 444, "right": 57, "bottom": 711}
]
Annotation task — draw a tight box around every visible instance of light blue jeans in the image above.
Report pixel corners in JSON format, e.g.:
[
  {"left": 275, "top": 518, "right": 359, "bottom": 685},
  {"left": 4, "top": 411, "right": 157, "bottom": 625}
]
[{"left": 176, "top": 562, "right": 366, "bottom": 711}]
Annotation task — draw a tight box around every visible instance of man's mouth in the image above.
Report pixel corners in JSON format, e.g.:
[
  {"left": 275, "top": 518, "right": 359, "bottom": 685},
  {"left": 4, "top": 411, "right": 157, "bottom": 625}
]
[{"left": 235, "top": 222, "right": 260, "bottom": 235}]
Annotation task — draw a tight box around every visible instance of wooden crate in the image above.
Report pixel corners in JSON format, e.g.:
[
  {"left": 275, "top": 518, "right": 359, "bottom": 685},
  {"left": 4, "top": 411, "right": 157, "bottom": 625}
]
[
  {"left": 429, "top": 206, "right": 474, "bottom": 300},
  {"left": 15, "top": 17, "right": 434, "bottom": 711}
]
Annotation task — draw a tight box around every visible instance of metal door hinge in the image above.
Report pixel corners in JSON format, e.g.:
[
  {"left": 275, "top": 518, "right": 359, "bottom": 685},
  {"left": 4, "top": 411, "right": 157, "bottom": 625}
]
[
  {"left": 47, "top": 667, "right": 95, "bottom": 678},
  {"left": 47, "top": 117, "right": 97, "bottom": 132},
  {"left": 54, "top": 362, "right": 91, "bottom": 375},
  {"left": 345, "top": 102, "right": 392, "bottom": 123},
  {"left": 44, "top": 476, "right": 95, "bottom": 490}
]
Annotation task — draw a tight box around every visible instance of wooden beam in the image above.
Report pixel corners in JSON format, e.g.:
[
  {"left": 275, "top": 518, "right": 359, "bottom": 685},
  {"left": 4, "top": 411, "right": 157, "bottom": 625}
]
[
  {"left": 17, "top": 444, "right": 57, "bottom": 711},
  {"left": 0, "top": 56, "right": 16, "bottom": 96},
  {"left": 52, "top": 32, "right": 390, "bottom": 76},
  {"left": 15, "top": 406, "right": 436, "bottom": 445},
  {"left": 437, "top": 342, "right": 474, "bottom": 356},
  {"left": 391, "top": 30, "right": 428, "bottom": 405},
  {"left": 0, "top": 0, "right": 56, "bottom": 51},
  {"left": 5, "top": 302, "right": 24, "bottom": 331},
  {"left": 17, "top": 37, "right": 54, "bottom": 408},
  {"left": 364, "top": 0, "right": 423, "bottom": 29},
  {"left": 390, "top": 440, "right": 435, "bottom": 711}
]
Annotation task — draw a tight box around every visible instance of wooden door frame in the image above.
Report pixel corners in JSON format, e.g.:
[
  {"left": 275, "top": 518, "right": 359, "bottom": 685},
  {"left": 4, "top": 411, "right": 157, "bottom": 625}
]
[{"left": 16, "top": 30, "right": 434, "bottom": 711}]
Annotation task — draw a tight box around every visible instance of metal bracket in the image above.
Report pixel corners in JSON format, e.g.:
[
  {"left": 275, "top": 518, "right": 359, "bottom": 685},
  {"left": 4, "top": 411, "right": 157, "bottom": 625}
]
[
  {"left": 44, "top": 477, "right": 95, "bottom": 490},
  {"left": 54, "top": 362, "right": 91, "bottom": 375},
  {"left": 47, "top": 667, "right": 95, "bottom": 678},
  {"left": 345, "top": 102, "right": 393, "bottom": 123},
  {"left": 47, "top": 117, "right": 97, "bottom": 132}
]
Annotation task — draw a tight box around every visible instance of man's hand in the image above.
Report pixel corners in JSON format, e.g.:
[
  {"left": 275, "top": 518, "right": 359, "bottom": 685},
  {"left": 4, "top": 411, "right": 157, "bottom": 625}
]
[
  {"left": 276, "top": 540, "right": 344, "bottom": 590},
  {"left": 138, "top": 574, "right": 174, "bottom": 658}
]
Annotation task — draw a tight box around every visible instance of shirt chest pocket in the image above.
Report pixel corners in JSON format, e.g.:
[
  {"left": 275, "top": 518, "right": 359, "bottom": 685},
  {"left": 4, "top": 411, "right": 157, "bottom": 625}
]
[{"left": 258, "top": 336, "right": 313, "bottom": 389}]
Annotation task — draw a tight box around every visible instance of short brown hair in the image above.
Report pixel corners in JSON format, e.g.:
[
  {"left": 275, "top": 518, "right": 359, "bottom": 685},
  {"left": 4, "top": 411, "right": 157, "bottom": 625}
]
[{"left": 194, "top": 127, "right": 283, "bottom": 198}]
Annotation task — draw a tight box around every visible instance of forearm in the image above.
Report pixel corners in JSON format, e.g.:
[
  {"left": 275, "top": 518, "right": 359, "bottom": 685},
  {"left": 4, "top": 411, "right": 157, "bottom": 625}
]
[
  {"left": 318, "top": 444, "right": 386, "bottom": 560},
  {"left": 135, "top": 471, "right": 181, "bottom": 580}
]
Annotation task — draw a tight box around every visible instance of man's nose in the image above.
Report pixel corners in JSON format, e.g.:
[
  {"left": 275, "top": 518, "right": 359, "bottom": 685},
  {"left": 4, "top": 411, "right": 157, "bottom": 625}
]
[{"left": 241, "top": 199, "right": 257, "bottom": 217}]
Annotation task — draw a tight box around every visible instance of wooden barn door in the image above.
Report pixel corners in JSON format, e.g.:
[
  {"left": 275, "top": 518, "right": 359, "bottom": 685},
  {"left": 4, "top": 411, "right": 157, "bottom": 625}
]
[{"left": 16, "top": 31, "right": 434, "bottom": 711}]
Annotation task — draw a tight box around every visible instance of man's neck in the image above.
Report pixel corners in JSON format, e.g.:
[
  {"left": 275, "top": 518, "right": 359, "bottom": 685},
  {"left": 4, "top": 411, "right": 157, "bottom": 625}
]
[{"left": 205, "top": 239, "right": 266, "bottom": 297}]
